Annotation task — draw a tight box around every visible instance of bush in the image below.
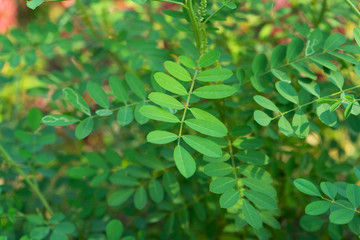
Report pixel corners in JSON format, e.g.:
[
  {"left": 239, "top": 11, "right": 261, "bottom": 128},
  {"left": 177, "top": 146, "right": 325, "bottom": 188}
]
[{"left": 1, "top": 0, "right": 360, "bottom": 239}]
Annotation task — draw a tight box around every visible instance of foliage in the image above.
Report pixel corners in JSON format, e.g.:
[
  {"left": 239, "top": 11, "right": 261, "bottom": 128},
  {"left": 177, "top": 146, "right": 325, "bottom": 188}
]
[{"left": 1, "top": 0, "right": 360, "bottom": 239}]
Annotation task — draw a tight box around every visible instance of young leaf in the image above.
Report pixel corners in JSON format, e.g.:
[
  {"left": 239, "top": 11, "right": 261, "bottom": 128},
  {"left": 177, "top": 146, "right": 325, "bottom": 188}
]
[
  {"left": 106, "top": 220, "right": 123, "bottom": 240},
  {"left": 243, "top": 199, "right": 263, "bottom": 229},
  {"left": 148, "top": 179, "right": 164, "bottom": 203},
  {"left": 197, "top": 68, "right": 233, "bottom": 82},
  {"left": 27, "top": 0, "right": 44, "bottom": 10},
  {"left": 125, "top": 73, "right": 147, "bottom": 99},
  {"left": 209, "top": 177, "right": 236, "bottom": 194},
  {"left": 286, "top": 37, "right": 304, "bottom": 61},
  {"left": 154, "top": 72, "right": 188, "bottom": 95},
  {"left": 203, "top": 162, "right": 232, "bottom": 177},
  {"left": 192, "top": 84, "right": 237, "bottom": 99},
  {"left": 219, "top": 190, "right": 239, "bottom": 208},
  {"left": 292, "top": 109, "right": 309, "bottom": 138},
  {"left": 199, "top": 50, "right": 220, "bottom": 68},
  {"left": 305, "top": 201, "right": 331, "bottom": 215},
  {"left": 148, "top": 92, "right": 184, "bottom": 110},
  {"left": 109, "top": 76, "right": 128, "bottom": 103},
  {"left": 275, "top": 81, "right": 299, "bottom": 105},
  {"left": 320, "top": 182, "right": 337, "bottom": 200},
  {"left": 324, "top": 33, "right": 346, "bottom": 50},
  {"left": 63, "top": 88, "right": 91, "bottom": 116},
  {"left": 182, "top": 135, "right": 222, "bottom": 158},
  {"left": 75, "top": 118, "right": 94, "bottom": 140},
  {"left": 294, "top": 178, "right": 321, "bottom": 197},
  {"left": 42, "top": 115, "right": 79, "bottom": 127},
  {"left": 117, "top": 105, "right": 133, "bottom": 126},
  {"left": 316, "top": 104, "right": 337, "bottom": 127},
  {"left": 244, "top": 190, "right": 277, "bottom": 210},
  {"left": 344, "top": 101, "right": 354, "bottom": 119},
  {"left": 140, "top": 105, "right": 179, "bottom": 123},
  {"left": 173, "top": 145, "right": 196, "bottom": 178},
  {"left": 87, "top": 82, "right": 109, "bottom": 109},
  {"left": 278, "top": 116, "right": 294, "bottom": 137},
  {"left": 107, "top": 189, "right": 135, "bottom": 207},
  {"left": 179, "top": 56, "right": 195, "bottom": 69},
  {"left": 134, "top": 186, "right": 148, "bottom": 210},
  {"left": 254, "top": 110, "right": 272, "bottom": 127},
  {"left": 164, "top": 61, "right": 192, "bottom": 82},
  {"left": 253, "top": 95, "right": 280, "bottom": 112},
  {"left": 185, "top": 119, "right": 227, "bottom": 137},
  {"left": 236, "top": 150, "right": 270, "bottom": 165},
  {"left": 147, "top": 130, "right": 178, "bottom": 144}
]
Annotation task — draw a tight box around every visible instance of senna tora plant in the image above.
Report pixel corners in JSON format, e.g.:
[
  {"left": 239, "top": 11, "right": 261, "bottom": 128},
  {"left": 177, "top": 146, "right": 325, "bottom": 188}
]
[{"left": 1, "top": 0, "right": 360, "bottom": 239}]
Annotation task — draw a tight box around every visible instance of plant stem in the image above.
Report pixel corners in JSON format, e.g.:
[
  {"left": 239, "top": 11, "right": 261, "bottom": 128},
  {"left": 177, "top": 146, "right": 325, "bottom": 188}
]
[
  {"left": 177, "top": 70, "right": 199, "bottom": 144},
  {"left": 321, "top": 196, "right": 360, "bottom": 214},
  {"left": 203, "top": 4, "right": 226, "bottom": 24},
  {"left": 345, "top": 0, "right": 360, "bottom": 18},
  {"left": 0, "top": 144, "right": 54, "bottom": 216},
  {"left": 185, "top": 0, "right": 202, "bottom": 55},
  {"left": 154, "top": 0, "right": 186, "bottom": 8},
  {"left": 315, "top": 0, "right": 327, "bottom": 27}
]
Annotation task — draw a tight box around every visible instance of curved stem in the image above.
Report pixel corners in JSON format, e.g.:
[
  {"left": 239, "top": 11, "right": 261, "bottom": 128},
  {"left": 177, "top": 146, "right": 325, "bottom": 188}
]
[
  {"left": 345, "top": 0, "right": 360, "bottom": 18},
  {"left": 0, "top": 145, "right": 54, "bottom": 216}
]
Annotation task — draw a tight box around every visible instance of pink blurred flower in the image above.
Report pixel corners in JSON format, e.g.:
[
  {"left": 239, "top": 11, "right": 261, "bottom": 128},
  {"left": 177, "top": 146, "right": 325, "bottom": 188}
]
[
  {"left": 274, "top": 0, "right": 291, "bottom": 10},
  {"left": 0, "top": 0, "right": 18, "bottom": 33},
  {"left": 61, "top": 0, "right": 75, "bottom": 8}
]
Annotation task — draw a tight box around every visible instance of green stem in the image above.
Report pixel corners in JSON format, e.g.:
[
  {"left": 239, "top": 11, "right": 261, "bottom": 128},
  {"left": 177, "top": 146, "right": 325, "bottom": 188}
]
[
  {"left": 177, "top": 70, "right": 199, "bottom": 144},
  {"left": 154, "top": 0, "right": 186, "bottom": 8},
  {"left": 185, "top": 0, "right": 202, "bottom": 55},
  {"left": 272, "top": 85, "right": 360, "bottom": 120},
  {"left": 345, "top": 0, "right": 360, "bottom": 18},
  {"left": 321, "top": 197, "right": 360, "bottom": 214},
  {"left": 203, "top": 4, "right": 226, "bottom": 24},
  {"left": 315, "top": 0, "right": 327, "bottom": 27},
  {"left": 0, "top": 145, "right": 54, "bottom": 216}
]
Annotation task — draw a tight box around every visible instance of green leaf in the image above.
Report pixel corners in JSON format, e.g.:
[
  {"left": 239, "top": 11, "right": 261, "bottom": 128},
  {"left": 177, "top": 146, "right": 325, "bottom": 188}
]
[
  {"left": 253, "top": 95, "right": 280, "bottom": 112},
  {"left": 275, "top": 81, "right": 299, "bottom": 105},
  {"left": 53, "top": 222, "right": 75, "bottom": 234},
  {"left": 107, "top": 189, "right": 135, "bottom": 207},
  {"left": 27, "top": 0, "right": 44, "bottom": 10},
  {"left": 329, "top": 201, "right": 355, "bottom": 224},
  {"left": 30, "top": 227, "right": 50, "bottom": 239},
  {"left": 125, "top": 73, "right": 147, "bottom": 99},
  {"left": 300, "top": 215, "right": 323, "bottom": 232},
  {"left": 154, "top": 72, "right": 188, "bottom": 95},
  {"left": 236, "top": 150, "right": 270, "bottom": 165},
  {"left": 316, "top": 104, "right": 337, "bottom": 127},
  {"left": 305, "top": 30, "right": 323, "bottom": 56},
  {"left": 219, "top": 190, "right": 239, "bottom": 208},
  {"left": 96, "top": 109, "right": 113, "bottom": 116},
  {"left": 271, "top": 69, "right": 291, "bottom": 83},
  {"left": 174, "top": 145, "right": 196, "bottom": 178},
  {"left": 310, "top": 56, "right": 337, "bottom": 71},
  {"left": 179, "top": 56, "right": 195, "bottom": 69},
  {"left": 244, "top": 190, "right": 277, "bottom": 210},
  {"left": 147, "top": 130, "right": 178, "bottom": 144},
  {"left": 163, "top": 172, "right": 180, "bottom": 199},
  {"left": 63, "top": 88, "right": 91, "bottom": 115},
  {"left": 354, "top": 166, "right": 360, "bottom": 179},
  {"left": 203, "top": 162, "right": 232, "bottom": 177},
  {"left": 117, "top": 105, "right": 133, "bottom": 126},
  {"left": 354, "top": 28, "right": 360, "bottom": 47},
  {"left": 134, "top": 102, "right": 149, "bottom": 125},
  {"left": 42, "top": 115, "right": 79, "bottom": 127},
  {"left": 109, "top": 76, "right": 128, "bottom": 103},
  {"left": 243, "top": 199, "right": 263, "bottom": 229},
  {"left": 291, "top": 62, "right": 317, "bottom": 80},
  {"left": 242, "top": 178, "right": 276, "bottom": 197},
  {"left": 233, "top": 137, "right": 263, "bottom": 149},
  {"left": 197, "top": 68, "right": 233, "bottom": 82},
  {"left": 106, "top": 219, "right": 123, "bottom": 240},
  {"left": 50, "top": 231, "right": 67, "bottom": 240},
  {"left": 292, "top": 109, "right": 309, "bottom": 138},
  {"left": 148, "top": 179, "right": 164, "bottom": 203},
  {"left": 298, "top": 78, "right": 320, "bottom": 98},
  {"left": 199, "top": 50, "right": 220, "bottom": 68},
  {"left": 346, "top": 184, "right": 360, "bottom": 208},
  {"left": 329, "top": 51, "right": 358, "bottom": 64},
  {"left": 327, "top": 71, "right": 344, "bottom": 89},
  {"left": 134, "top": 186, "right": 148, "bottom": 210},
  {"left": 182, "top": 135, "right": 222, "bottom": 158},
  {"left": 278, "top": 116, "right": 294, "bottom": 137},
  {"left": 286, "top": 37, "right": 304, "bottom": 61},
  {"left": 185, "top": 119, "right": 227, "bottom": 137},
  {"left": 189, "top": 108, "right": 227, "bottom": 130},
  {"left": 254, "top": 110, "right": 272, "bottom": 127},
  {"left": 344, "top": 101, "right": 354, "bottom": 119},
  {"left": 294, "top": 178, "right": 321, "bottom": 197},
  {"left": 192, "top": 84, "right": 237, "bottom": 99},
  {"left": 27, "top": 108, "right": 42, "bottom": 131},
  {"left": 305, "top": 200, "right": 331, "bottom": 215},
  {"left": 320, "top": 182, "right": 337, "bottom": 200},
  {"left": 149, "top": 92, "right": 184, "bottom": 110},
  {"left": 164, "top": 61, "right": 192, "bottom": 82},
  {"left": 250, "top": 76, "right": 270, "bottom": 93},
  {"left": 87, "top": 82, "right": 109, "bottom": 109},
  {"left": 75, "top": 118, "right": 94, "bottom": 140},
  {"left": 252, "top": 54, "right": 267, "bottom": 75},
  {"left": 67, "top": 167, "right": 95, "bottom": 179},
  {"left": 270, "top": 45, "right": 286, "bottom": 67},
  {"left": 209, "top": 177, "right": 236, "bottom": 194},
  {"left": 140, "top": 105, "right": 179, "bottom": 123},
  {"left": 324, "top": 33, "right": 346, "bottom": 50}
]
